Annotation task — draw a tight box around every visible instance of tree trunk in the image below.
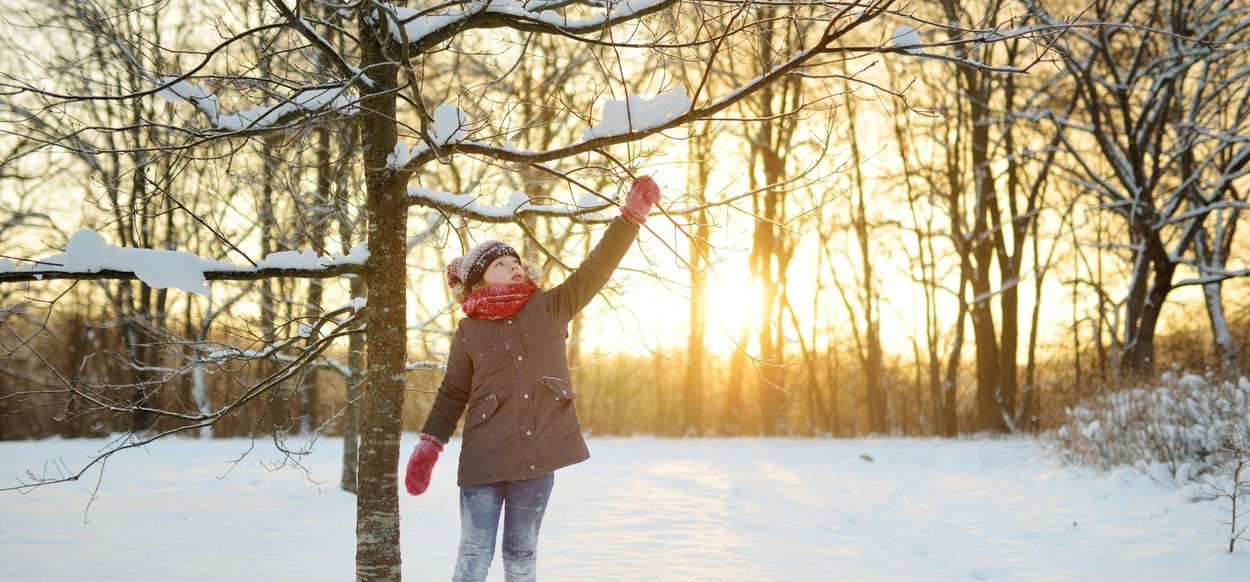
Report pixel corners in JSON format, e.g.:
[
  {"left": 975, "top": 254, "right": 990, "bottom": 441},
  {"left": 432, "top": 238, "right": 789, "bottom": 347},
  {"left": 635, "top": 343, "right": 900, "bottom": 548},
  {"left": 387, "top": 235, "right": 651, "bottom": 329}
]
[
  {"left": 1195, "top": 227, "right": 1240, "bottom": 375},
  {"left": 298, "top": 127, "right": 333, "bottom": 434},
  {"left": 341, "top": 274, "right": 365, "bottom": 494},
  {"left": 724, "top": 324, "right": 749, "bottom": 435},
  {"left": 1022, "top": 206, "right": 1043, "bottom": 432},
  {"left": 748, "top": 4, "right": 799, "bottom": 436},
  {"left": 683, "top": 122, "right": 712, "bottom": 436},
  {"left": 259, "top": 132, "right": 284, "bottom": 432},
  {"left": 1202, "top": 280, "right": 1238, "bottom": 375},
  {"left": 355, "top": 20, "right": 405, "bottom": 581},
  {"left": 941, "top": 274, "right": 968, "bottom": 437},
  {"left": 333, "top": 119, "right": 362, "bottom": 491},
  {"left": 754, "top": 157, "right": 784, "bottom": 435},
  {"left": 1121, "top": 237, "right": 1176, "bottom": 376},
  {"left": 843, "top": 82, "right": 886, "bottom": 434},
  {"left": 888, "top": 60, "right": 943, "bottom": 436}
]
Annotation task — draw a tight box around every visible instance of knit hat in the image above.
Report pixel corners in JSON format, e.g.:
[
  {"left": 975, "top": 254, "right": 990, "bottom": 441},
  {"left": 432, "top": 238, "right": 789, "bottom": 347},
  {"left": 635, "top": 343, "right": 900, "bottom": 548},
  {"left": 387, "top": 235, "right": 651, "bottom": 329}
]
[{"left": 445, "top": 240, "right": 520, "bottom": 289}]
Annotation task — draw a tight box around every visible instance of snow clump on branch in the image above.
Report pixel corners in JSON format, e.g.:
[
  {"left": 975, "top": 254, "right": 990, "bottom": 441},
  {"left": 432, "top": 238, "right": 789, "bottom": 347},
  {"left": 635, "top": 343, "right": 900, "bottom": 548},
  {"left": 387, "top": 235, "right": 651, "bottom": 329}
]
[
  {"left": 387, "top": 103, "right": 472, "bottom": 168},
  {"left": 582, "top": 86, "right": 691, "bottom": 141},
  {"left": 154, "top": 76, "right": 357, "bottom": 132},
  {"left": 891, "top": 25, "right": 923, "bottom": 55},
  {"left": 156, "top": 75, "right": 220, "bottom": 120},
  {"left": 10, "top": 230, "right": 370, "bottom": 295}
]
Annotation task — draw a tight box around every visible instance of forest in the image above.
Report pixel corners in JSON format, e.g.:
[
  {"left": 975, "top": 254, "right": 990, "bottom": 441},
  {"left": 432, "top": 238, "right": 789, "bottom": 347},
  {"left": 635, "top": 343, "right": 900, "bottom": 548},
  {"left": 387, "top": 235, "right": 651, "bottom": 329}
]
[{"left": 1, "top": 0, "right": 1247, "bottom": 579}]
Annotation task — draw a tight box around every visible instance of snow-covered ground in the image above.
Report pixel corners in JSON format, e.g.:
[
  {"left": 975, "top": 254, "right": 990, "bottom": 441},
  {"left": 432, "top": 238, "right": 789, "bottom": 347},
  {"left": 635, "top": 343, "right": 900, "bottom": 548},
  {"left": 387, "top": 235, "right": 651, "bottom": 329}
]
[{"left": 0, "top": 436, "right": 1245, "bottom": 581}]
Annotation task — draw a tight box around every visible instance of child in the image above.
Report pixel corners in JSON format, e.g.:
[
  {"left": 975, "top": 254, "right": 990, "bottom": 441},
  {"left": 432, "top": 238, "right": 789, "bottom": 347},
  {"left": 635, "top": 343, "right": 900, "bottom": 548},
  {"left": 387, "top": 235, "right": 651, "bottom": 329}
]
[{"left": 405, "top": 176, "right": 662, "bottom": 582}]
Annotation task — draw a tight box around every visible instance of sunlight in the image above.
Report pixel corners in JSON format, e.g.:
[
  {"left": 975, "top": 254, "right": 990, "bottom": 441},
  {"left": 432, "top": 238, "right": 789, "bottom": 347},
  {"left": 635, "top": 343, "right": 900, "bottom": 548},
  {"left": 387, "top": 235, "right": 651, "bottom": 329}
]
[{"left": 695, "top": 265, "right": 759, "bottom": 356}]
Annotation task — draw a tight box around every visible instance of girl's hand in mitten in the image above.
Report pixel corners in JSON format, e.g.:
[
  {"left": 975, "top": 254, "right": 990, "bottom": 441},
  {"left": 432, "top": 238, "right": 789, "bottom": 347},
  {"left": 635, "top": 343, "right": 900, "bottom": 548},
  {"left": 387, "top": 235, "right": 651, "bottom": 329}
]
[
  {"left": 621, "top": 176, "right": 661, "bottom": 225},
  {"left": 405, "top": 433, "right": 444, "bottom": 496}
]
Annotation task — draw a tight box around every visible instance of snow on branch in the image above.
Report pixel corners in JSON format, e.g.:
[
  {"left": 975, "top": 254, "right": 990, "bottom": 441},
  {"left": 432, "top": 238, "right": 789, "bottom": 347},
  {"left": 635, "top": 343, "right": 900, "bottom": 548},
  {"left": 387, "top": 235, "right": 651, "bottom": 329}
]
[
  {"left": 0, "top": 229, "right": 369, "bottom": 292},
  {"left": 408, "top": 186, "right": 614, "bottom": 222},
  {"left": 217, "top": 86, "right": 357, "bottom": 131},
  {"left": 581, "top": 86, "right": 691, "bottom": 141},
  {"left": 396, "top": 21, "right": 1050, "bottom": 176},
  {"left": 156, "top": 75, "right": 221, "bottom": 121},
  {"left": 197, "top": 301, "right": 364, "bottom": 364},
  {"left": 376, "top": 0, "right": 676, "bottom": 49},
  {"left": 155, "top": 77, "right": 358, "bottom": 133},
  {"left": 891, "top": 25, "right": 923, "bottom": 54},
  {"left": 1175, "top": 267, "right": 1250, "bottom": 288},
  {"left": 387, "top": 104, "right": 472, "bottom": 169}
]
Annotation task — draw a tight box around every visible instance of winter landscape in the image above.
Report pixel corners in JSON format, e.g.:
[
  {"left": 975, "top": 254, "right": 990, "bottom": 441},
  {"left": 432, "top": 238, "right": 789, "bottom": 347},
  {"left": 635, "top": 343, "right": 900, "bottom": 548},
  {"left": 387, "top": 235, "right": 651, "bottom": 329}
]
[
  {"left": 3, "top": 435, "right": 1247, "bottom": 581},
  {"left": 1, "top": 0, "right": 1248, "bottom": 581}
]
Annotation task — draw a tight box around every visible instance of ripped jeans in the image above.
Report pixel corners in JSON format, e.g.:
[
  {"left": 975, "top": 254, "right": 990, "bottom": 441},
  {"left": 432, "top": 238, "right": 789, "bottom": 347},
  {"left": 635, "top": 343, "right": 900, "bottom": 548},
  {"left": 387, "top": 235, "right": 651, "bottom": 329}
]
[{"left": 452, "top": 473, "right": 555, "bottom": 582}]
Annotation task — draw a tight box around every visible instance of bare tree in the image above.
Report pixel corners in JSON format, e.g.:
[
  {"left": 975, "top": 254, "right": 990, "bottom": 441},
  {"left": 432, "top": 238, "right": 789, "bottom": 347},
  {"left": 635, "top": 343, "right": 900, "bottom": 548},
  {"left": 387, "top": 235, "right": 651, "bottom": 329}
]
[
  {"left": 1028, "top": 0, "right": 1250, "bottom": 377},
  {"left": 1, "top": 1, "right": 1054, "bottom": 578}
]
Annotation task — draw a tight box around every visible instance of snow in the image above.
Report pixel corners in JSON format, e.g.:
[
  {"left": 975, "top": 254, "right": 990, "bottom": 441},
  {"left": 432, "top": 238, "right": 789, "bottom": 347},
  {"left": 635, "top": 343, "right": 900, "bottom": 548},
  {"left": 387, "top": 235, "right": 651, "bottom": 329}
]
[
  {"left": 1057, "top": 371, "right": 1250, "bottom": 482},
  {"left": 12, "top": 230, "right": 369, "bottom": 295},
  {"left": 577, "top": 192, "right": 607, "bottom": 208},
  {"left": 582, "top": 86, "right": 690, "bottom": 141},
  {"left": 296, "top": 323, "right": 315, "bottom": 338},
  {"left": 408, "top": 186, "right": 583, "bottom": 218},
  {"left": 387, "top": 104, "right": 471, "bottom": 169},
  {"left": 317, "top": 243, "right": 371, "bottom": 267},
  {"left": 430, "top": 103, "right": 470, "bottom": 145},
  {"left": 387, "top": 141, "right": 429, "bottom": 168},
  {"left": 155, "top": 76, "right": 214, "bottom": 103},
  {"left": 256, "top": 249, "right": 322, "bottom": 270},
  {"left": 256, "top": 244, "right": 370, "bottom": 270},
  {"left": 381, "top": 4, "right": 470, "bottom": 44},
  {"left": 556, "top": 0, "right": 667, "bottom": 28},
  {"left": 892, "top": 25, "right": 923, "bottom": 55},
  {"left": 216, "top": 87, "right": 357, "bottom": 132},
  {"left": 55, "top": 229, "right": 211, "bottom": 295},
  {"left": 154, "top": 78, "right": 355, "bottom": 132},
  {"left": 1, "top": 437, "right": 1245, "bottom": 580},
  {"left": 154, "top": 75, "right": 219, "bottom": 121},
  {"left": 380, "top": 0, "right": 670, "bottom": 45}
]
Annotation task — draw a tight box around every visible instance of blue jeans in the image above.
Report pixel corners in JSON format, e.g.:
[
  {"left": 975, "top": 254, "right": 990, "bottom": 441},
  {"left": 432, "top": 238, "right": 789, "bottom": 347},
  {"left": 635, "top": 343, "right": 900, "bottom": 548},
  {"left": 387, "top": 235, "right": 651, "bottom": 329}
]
[{"left": 452, "top": 473, "right": 554, "bottom": 582}]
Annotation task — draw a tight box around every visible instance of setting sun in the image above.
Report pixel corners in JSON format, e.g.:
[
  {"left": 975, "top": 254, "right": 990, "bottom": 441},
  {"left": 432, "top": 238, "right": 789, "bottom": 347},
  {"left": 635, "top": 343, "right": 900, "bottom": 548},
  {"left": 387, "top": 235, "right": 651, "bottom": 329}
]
[{"left": 697, "top": 266, "right": 760, "bottom": 355}]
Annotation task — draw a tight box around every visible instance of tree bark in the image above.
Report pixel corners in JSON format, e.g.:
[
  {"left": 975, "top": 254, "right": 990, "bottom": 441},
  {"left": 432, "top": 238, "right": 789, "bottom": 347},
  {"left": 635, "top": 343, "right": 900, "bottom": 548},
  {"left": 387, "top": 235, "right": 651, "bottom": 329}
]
[
  {"left": 299, "top": 127, "right": 333, "bottom": 434},
  {"left": 684, "top": 122, "right": 712, "bottom": 436},
  {"left": 1120, "top": 236, "right": 1176, "bottom": 376},
  {"left": 355, "top": 18, "right": 405, "bottom": 581}
]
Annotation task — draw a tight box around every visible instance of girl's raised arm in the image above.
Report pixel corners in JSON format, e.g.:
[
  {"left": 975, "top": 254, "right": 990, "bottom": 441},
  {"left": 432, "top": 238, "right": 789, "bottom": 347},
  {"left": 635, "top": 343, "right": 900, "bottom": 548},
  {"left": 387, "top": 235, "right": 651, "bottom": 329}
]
[{"left": 545, "top": 176, "right": 659, "bottom": 321}]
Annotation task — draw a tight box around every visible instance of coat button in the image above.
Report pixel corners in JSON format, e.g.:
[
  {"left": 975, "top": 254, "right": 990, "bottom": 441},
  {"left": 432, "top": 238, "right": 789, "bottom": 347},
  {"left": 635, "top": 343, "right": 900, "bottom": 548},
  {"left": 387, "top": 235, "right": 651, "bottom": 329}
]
[
  {"left": 507, "top": 320, "right": 512, "bottom": 325},
  {"left": 526, "top": 430, "right": 532, "bottom": 436},
  {"left": 530, "top": 465, "right": 536, "bottom": 470},
  {"left": 523, "top": 393, "right": 529, "bottom": 399},
  {"left": 517, "top": 355, "right": 523, "bottom": 361}
]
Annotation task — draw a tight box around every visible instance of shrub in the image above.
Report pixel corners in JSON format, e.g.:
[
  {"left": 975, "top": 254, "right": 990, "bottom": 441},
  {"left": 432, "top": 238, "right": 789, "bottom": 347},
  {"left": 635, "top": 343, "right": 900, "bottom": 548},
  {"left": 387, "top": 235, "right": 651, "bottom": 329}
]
[{"left": 1053, "top": 367, "right": 1250, "bottom": 483}]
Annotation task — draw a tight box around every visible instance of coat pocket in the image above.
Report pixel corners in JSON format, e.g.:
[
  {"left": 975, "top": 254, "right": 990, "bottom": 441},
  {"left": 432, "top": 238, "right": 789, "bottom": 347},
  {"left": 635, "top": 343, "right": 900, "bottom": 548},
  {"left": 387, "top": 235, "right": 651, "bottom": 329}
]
[
  {"left": 466, "top": 393, "right": 498, "bottom": 429},
  {"left": 541, "top": 376, "right": 576, "bottom": 401}
]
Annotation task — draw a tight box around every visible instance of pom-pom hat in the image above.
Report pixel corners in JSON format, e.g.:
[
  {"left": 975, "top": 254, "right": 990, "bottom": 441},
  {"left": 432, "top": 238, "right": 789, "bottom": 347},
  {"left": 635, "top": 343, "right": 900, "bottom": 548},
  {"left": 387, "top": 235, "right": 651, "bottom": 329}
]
[{"left": 445, "top": 240, "right": 520, "bottom": 289}]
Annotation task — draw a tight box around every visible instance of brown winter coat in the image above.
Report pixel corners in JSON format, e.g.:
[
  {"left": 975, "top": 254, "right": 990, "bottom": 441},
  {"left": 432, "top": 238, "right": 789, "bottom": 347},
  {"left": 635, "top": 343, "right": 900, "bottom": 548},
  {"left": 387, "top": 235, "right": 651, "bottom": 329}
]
[{"left": 421, "top": 215, "right": 641, "bottom": 486}]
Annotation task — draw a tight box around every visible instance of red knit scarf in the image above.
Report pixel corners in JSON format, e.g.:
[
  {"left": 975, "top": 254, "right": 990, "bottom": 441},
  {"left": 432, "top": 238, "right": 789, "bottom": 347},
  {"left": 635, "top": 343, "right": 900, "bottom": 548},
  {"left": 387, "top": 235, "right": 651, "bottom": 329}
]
[{"left": 462, "top": 282, "right": 538, "bottom": 320}]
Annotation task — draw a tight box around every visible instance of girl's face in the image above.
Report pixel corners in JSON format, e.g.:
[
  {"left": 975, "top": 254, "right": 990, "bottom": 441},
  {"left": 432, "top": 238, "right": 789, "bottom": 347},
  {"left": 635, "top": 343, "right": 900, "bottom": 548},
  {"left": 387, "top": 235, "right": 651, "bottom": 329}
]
[{"left": 482, "top": 255, "right": 526, "bottom": 286}]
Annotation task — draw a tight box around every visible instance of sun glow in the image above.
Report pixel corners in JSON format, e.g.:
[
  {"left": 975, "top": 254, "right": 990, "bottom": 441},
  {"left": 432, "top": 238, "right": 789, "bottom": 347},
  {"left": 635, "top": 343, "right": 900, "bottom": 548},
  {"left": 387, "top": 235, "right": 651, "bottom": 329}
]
[
  {"left": 696, "top": 269, "right": 761, "bottom": 354},
  {"left": 625, "top": 254, "right": 765, "bottom": 358}
]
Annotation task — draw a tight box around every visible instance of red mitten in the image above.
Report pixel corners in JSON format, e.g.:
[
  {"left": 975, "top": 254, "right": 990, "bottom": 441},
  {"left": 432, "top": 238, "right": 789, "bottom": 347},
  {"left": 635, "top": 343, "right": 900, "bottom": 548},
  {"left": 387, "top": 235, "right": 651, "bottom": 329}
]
[
  {"left": 404, "top": 433, "right": 444, "bottom": 496},
  {"left": 621, "top": 176, "right": 661, "bottom": 225}
]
